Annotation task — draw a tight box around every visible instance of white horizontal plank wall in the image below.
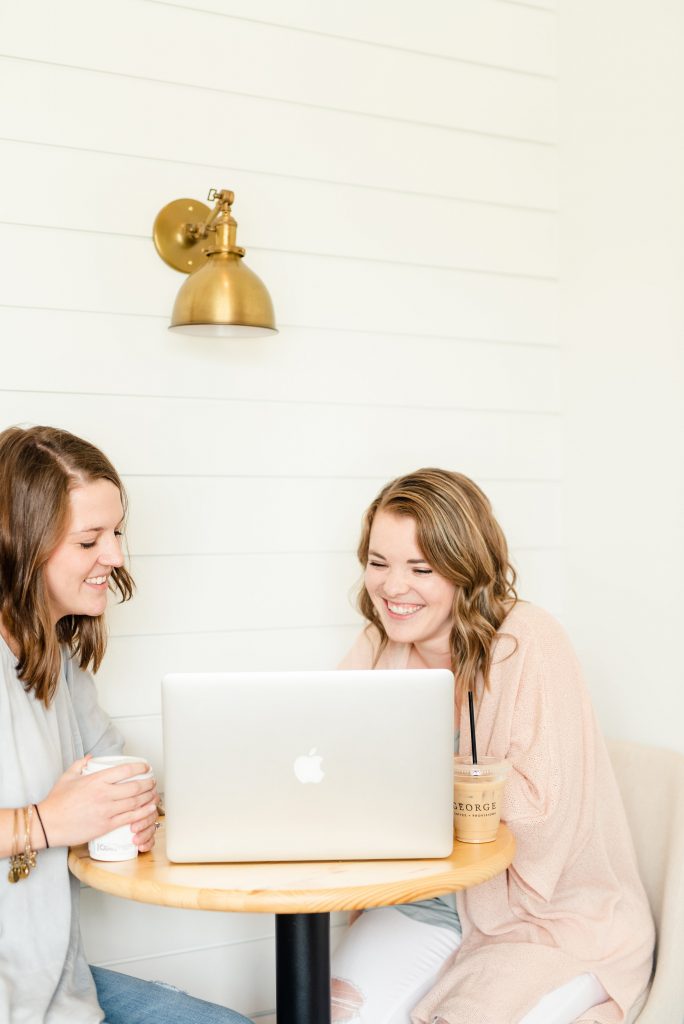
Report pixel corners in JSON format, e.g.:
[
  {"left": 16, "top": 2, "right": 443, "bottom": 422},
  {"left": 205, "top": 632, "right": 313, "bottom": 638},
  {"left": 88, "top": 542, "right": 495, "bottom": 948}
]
[
  {"left": 0, "top": 0, "right": 558, "bottom": 1017},
  {"left": 559, "top": 0, "right": 684, "bottom": 754}
]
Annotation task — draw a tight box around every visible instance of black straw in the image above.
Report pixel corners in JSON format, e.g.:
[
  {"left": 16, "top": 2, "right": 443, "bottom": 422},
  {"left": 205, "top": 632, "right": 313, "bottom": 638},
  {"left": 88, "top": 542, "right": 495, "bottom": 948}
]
[{"left": 468, "top": 690, "right": 478, "bottom": 765}]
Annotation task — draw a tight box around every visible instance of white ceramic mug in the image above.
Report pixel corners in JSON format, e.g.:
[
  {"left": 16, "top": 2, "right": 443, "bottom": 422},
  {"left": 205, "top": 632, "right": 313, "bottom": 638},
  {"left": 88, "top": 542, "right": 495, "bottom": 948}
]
[{"left": 83, "top": 755, "right": 154, "bottom": 861}]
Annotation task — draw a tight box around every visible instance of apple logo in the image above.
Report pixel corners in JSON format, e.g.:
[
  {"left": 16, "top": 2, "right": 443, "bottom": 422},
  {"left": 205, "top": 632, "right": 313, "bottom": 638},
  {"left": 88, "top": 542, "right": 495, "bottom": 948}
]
[{"left": 293, "top": 748, "right": 325, "bottom": 784}]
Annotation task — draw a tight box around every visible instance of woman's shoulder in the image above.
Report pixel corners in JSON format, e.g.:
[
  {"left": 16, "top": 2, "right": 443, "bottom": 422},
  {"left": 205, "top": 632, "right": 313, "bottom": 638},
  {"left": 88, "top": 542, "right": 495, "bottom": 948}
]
[
  {"left": 338, "top": 624, "right": 409, "bottom": 670},
  {"left": 494, "top": 601, "right": 574, "bottom": 661},
  {"left": 338, "top": 625, "right": 381, "bottom": 669},
  {"left": 500, "top": 600, "right": 566, "bottom": 637}
]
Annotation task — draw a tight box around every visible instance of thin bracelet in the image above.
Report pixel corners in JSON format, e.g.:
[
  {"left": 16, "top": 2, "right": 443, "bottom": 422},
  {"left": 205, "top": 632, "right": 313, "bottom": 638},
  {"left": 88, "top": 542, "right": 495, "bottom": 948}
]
[
  {"left": 34, "top": 804, "right": 49, "bottom": 848},
  {"left": 22, "top": 805, "right": 37, "bottom": 874},
  {"left": 8, "top": 809, "right": 20, "bottom": 882}
]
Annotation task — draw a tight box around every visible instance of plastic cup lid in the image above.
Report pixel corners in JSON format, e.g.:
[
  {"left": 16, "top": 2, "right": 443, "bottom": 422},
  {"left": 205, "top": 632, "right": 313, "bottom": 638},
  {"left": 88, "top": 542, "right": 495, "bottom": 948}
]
[{"left": 453, "top": 755, "right": 510, "bottom": 778}]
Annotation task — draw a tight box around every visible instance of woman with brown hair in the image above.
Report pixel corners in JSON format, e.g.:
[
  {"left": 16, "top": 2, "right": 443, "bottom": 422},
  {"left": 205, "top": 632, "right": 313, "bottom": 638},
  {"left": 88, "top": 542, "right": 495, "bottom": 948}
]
[
  {"left": 0, "top": 426, "right": 253, "bottom": 1024},
  {"left": 330, "top": 468, "right": 654, "bottom": 1024}
]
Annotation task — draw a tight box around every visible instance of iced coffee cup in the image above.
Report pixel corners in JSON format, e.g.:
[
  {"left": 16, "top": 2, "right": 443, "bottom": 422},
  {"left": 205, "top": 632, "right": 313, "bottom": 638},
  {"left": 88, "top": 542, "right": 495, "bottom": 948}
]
[
  {"left": 83, "top": 755, "right": 154, "bottom": 861},
  {"left": 453, "top": 756, "right": 510, "bottom": 844}
]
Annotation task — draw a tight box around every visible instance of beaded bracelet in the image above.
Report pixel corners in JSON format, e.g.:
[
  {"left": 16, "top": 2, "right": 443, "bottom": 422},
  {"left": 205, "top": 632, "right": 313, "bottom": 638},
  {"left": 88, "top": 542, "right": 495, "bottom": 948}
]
[{"left": 7, "top": 806, "right": 38, "bottom": 883}]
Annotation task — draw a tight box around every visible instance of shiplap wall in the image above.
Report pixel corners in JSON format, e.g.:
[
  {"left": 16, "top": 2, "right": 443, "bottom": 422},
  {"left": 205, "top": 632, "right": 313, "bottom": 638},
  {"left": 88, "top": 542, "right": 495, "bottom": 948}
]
[
  {"left": 0, "top": 0, "right": 557, "bottom": 1018},
  {"left": 559, "top": 0, "right": 684, "bottom": 755}
]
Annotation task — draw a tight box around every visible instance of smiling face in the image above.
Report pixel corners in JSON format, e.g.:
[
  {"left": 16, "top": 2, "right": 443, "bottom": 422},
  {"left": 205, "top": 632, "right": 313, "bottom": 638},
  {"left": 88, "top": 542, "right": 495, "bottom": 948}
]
[
  {"left": 43, "top": 479, "right": 125, "bottom": 624},
  {"left": 364, "top": 510, "right": 456, "bottom": 650}
]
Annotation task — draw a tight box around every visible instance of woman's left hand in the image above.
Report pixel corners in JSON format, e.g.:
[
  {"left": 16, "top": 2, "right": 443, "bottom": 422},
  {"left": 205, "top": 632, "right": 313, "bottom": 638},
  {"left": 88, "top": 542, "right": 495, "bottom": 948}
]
[{"left": 131, "top": 805, "right": 160, "bottom": 853}]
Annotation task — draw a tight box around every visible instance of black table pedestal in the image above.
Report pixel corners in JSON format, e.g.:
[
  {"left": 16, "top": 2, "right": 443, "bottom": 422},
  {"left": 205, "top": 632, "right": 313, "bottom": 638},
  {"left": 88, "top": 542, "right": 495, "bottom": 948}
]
[{"left": 275, "top": 912, "right": 331, "bottom": 1024}]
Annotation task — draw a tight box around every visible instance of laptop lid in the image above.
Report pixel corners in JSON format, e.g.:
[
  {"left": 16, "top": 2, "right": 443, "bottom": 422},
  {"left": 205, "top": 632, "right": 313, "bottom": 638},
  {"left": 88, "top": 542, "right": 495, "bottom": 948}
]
[{"left": 162, "top": 669, "right": 454, "bottom": 863}]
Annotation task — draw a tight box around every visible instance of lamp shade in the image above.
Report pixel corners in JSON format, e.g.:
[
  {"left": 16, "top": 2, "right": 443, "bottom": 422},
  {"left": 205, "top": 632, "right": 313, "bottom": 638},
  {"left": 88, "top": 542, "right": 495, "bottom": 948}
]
[{"left": 169, "top": 250, "right": 277, "bottom": 337}]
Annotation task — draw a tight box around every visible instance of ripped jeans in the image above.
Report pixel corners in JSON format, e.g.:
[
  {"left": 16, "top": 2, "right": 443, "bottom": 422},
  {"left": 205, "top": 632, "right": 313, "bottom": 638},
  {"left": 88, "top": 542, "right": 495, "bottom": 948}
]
[
  {"left": 330, "top": 904, "right": 609, "bottom": 1024},
  {"left": 90, "top": 966, "right": 254, "bottom": 1024}
]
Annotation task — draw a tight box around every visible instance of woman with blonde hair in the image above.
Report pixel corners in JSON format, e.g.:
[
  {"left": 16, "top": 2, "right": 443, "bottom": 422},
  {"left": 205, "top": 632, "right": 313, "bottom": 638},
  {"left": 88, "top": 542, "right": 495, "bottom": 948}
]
[
  {"left": 0, "top": 425, "right": 253, "bottom": 1024},
  {"left": 330, "top": 468, "right": 654, "bottom": 1024}
]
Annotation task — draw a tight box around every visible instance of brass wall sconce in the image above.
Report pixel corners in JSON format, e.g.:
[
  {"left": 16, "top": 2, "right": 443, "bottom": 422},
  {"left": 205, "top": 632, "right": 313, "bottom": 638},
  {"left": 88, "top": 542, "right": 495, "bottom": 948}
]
[{"left": 152, "top": 188, "right": 277, "bottom": 337}]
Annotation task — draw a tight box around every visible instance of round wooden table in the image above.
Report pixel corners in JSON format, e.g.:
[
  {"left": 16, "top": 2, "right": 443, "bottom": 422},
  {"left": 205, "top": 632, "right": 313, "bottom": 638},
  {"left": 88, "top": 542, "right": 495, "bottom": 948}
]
[{"left": 70, "top": 823, "right": 514, "bottom": 1024}]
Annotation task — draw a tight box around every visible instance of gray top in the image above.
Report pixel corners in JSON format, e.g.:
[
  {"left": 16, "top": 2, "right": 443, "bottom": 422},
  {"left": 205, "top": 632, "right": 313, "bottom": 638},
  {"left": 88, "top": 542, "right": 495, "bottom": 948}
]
[{"left": 0, "top": 635, "right": 123, "bottom": 1023}]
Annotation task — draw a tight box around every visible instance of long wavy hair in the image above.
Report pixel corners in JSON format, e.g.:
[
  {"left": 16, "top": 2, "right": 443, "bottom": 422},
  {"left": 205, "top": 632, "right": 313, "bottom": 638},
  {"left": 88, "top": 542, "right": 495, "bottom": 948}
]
[
  {"left": 357, "top": 468, "right": 518, "bottom": 700},
  {"left": 0, "top": 426, "right": 134, "bottom": 705}
]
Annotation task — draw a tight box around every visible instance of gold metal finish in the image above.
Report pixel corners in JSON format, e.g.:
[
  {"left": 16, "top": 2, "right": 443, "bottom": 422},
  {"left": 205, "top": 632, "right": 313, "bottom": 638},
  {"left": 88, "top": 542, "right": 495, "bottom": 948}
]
[
  {"left": 152, "top": 188, "right": 277, "bottom": 337},
  {"left": 170, "top": 252, "right": 276, "bottom": 336},
  {"left": 152, "top": 199, "right": 213, "bottom": 274}
]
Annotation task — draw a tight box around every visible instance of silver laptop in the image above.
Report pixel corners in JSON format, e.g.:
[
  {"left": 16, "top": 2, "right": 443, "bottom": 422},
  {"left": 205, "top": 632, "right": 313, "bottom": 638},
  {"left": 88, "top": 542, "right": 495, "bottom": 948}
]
[{"left": 161, "top": 669, "right": 454, "bottom": 863}]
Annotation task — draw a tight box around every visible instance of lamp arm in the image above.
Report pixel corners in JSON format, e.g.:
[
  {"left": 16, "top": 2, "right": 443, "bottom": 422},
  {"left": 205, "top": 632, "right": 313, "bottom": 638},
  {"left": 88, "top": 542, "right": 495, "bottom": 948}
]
[{"left": 185, "top": 189, "right": 235, "bottom": 241}]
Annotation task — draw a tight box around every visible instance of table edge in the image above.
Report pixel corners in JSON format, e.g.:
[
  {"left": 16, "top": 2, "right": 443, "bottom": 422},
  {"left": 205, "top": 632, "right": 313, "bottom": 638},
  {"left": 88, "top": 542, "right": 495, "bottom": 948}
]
[{"left": 69, "top": 824, "right": 515, "bottom": 913}]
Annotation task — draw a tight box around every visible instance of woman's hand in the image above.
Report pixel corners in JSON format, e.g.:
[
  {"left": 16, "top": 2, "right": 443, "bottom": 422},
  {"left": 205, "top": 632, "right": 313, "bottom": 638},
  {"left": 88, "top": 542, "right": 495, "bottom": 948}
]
[
  {"left": 38, "top": 756, "right": 159, "bottom": 849},
  {"left": 131, "top": 805, "right": 159, "bottom": 853}
]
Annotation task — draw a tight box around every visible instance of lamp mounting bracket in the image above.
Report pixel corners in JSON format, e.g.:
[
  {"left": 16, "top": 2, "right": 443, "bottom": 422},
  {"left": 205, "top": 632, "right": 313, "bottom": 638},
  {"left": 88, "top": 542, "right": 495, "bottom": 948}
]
[
  {"left": 153, "top": 189, "right": 247, "bottom": 273},
  {"left": 152, "top": 197, "right": 214, "bottom": 274}
]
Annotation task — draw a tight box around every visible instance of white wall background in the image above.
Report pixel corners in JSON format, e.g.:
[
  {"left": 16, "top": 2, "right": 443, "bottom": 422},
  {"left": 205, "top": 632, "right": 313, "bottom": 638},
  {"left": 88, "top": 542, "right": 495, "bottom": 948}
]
[
  {"left": 17, "top": 0, "right": 684, "bottom": 1018},
  {"left": 559, "top": 0, "right": 684, "bottom": 756}
]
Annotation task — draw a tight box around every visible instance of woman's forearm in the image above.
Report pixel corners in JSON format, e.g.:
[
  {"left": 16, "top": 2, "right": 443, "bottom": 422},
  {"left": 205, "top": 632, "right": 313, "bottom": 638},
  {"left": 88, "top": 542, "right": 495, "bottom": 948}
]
[{"left": 0, "top": 805, "right": 49, "bottom": 859}]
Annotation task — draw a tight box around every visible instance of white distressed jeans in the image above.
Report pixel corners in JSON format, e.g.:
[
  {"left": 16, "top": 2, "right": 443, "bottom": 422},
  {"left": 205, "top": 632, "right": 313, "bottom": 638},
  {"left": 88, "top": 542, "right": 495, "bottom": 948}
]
[{"left": 331, "top": 906, "right": 609, "bottom": 1024}]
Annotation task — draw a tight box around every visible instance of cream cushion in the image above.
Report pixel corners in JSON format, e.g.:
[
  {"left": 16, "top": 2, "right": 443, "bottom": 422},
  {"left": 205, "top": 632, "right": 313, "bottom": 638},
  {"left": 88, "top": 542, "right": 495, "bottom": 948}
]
[{"left": 607, "top": 739, "right": 684, "bottom": 1023}]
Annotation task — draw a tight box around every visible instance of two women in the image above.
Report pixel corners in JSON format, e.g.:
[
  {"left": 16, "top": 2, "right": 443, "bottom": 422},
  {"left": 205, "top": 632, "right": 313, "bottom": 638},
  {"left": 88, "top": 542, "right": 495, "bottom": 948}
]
[
  {"left": 331, "top": 469, "right": 654, "bottom": 1024},
  {"left": 1, "top": 424, "right": 654, "bottom": 1024},
  {"left": 0, "top": 426, "right": 252, "bottom": 1024}
]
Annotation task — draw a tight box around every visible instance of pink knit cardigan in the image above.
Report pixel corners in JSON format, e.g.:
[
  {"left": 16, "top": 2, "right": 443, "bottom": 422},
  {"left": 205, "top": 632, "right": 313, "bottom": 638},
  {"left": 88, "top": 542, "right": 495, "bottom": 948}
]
[{"left": 340, "top": 603, "right": 654, "bottom": 1024}]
